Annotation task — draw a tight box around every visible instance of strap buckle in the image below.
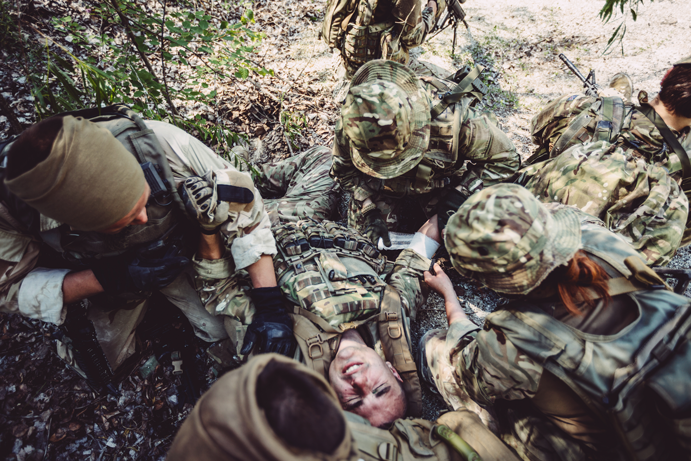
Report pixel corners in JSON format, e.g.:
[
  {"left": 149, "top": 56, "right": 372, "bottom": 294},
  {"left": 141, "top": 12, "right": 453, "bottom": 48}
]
[{"left": 307, "top": 335, "right": 324, "bottom": 359}]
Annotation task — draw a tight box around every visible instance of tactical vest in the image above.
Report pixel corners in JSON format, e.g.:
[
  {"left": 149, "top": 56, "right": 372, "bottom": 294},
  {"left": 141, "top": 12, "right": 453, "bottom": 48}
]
[
  {"left": 359, "top": 68, "right": 487, "bottom": 198},
  {"left": 346, "top": 408, "right": 519, "bottom": 461},
  {"left": 0, "top": 105, "right": 185, "bottom": 267},
  {"left": 528, "top": 94, "right": 628, "bottom": 165},
  {"left": 273, "top": 219, "right": 422, "bottom": 416},
  {"left": 485, "top": 224, "right": 691, "bottom": 460}
]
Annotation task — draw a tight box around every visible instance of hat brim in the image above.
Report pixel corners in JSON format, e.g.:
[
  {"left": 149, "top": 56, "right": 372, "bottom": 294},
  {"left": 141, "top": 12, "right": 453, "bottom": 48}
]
[
  {"left": 456, "top": 206, "right": 582, "bottom": 295},
  {"left": 348, "top": 60, "right": 431, "bottom": 179}
]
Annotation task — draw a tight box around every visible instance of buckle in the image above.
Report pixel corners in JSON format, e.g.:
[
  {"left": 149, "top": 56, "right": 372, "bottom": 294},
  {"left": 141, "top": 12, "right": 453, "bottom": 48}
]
[
  {"left": 388, "top": 325, "right": 402, "bottom": 339},
  {"left": 308, "top": 343, "right": 323, "bottom": 359},
  {"left": 385, "top": 312, "right": 398, "bottom": 322}
]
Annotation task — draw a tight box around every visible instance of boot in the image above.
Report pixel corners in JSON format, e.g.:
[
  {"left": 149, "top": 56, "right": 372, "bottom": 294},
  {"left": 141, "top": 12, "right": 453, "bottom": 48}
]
[{"left": 608, "top": 72, "right": 634, "bottom": 104}]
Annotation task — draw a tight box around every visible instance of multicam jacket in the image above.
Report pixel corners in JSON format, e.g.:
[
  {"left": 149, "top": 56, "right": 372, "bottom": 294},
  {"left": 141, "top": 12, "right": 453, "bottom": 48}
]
[
  {"left": 524, "top": 94, "right": 691, "bottom": 265},
  {"left": 331, "top": 76, "right": 519, "bottom": 211},
  {"left": 443, "top": 214, "right": 689, "bottom": 459}
]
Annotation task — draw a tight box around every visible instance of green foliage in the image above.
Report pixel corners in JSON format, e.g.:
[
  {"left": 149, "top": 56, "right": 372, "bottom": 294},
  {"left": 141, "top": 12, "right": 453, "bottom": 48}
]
[
  {"left": 0, "top": 0, "right": 21, "bottom": 51},
  {"left": 13, "top": 0, "right": 271, "bottom": 148},
  {"left": 280, "top": 110, "right": 307, "bottom": 150},
  {"left": 598, "top": 0, "right": 647, "bottom": 54}
]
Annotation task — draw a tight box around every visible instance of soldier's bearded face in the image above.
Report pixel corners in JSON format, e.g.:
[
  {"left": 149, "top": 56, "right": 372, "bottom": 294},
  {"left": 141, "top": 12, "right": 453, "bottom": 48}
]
[{"left": 328, "top": 343, "right": 406, "bottom": 427}]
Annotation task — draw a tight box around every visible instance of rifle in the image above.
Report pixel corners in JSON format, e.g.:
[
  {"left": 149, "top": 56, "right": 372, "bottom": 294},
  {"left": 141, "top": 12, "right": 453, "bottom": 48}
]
[
  {"left": 428, "top": 0, "right": 469, "bottom": 56},
  {"left": 559, "top": 53, "right": 600, "bottom": 97}
]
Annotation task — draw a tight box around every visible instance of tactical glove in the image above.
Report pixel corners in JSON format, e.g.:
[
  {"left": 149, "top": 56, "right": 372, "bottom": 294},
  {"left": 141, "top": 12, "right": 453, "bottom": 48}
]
[
  {"left": 437, "top": 188, "right": 470, "bottom": 233},
  {"left": 240, "top": 286, "right": 297, "bottom": 358},
  {"left": 363, "top": 206, "right": 391, "bottom": 248},
  {"left": 180, "top": 171, "right": 254, "bottom": 234},
  {"left": 92, "top": 240, "right": 190, "bottom": 294}
]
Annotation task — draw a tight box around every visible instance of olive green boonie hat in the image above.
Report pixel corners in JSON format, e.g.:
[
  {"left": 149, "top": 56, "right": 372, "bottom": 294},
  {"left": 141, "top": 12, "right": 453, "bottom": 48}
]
[
  {"left": 445, "top": 184, "right": 581, "bottom": 295},
  {"left": 341, "top": 60, "right": 430, "bottom": 179}
]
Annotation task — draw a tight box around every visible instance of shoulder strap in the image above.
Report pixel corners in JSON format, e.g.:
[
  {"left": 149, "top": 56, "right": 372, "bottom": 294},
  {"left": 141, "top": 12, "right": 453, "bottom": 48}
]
[
  {"left": 637, "top": 102, "right": 691, "bottom": 179},
  {"left": 378, "top": 286, "right": 422, "bottom": 417},
  {"left": 594, "top": 96, "right": 625, "bottom": 142},
  {"left": 291, "top": 314, "right": 339, "bottom": 378},
  {"left": 430, "top": 65, "right": 485, "bottom": 119}
]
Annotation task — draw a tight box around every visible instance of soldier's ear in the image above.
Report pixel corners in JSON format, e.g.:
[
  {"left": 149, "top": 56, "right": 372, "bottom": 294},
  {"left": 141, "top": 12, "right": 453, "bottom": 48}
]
[{"left": 386, "top": 361, "right": 403, "bottom": 382}]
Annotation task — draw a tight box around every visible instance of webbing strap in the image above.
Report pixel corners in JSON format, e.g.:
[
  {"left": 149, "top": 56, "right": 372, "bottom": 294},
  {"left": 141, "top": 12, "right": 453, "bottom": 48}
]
[
  {"left": 292, "top": 305, "right": 373, "bottom": 334},
  {"left": 430, "top": 65, "right": 484, "bottom": 119},
  {"left": 291, "top": 314, "right": 337, "bottom": 378},
  {"left": 638, "top": 103, "right": 691, "bottom": 179},
  {"left": 594, "top": 97, "right": 624, "bottom": 142},
  {"left": 413, "top": 163, "right": 433, "bottom": 192}
]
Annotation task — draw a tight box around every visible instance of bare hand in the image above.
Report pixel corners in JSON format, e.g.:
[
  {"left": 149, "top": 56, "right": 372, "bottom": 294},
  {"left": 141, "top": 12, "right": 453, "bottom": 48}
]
[{"left": 424, "top": 263, "right": 454, "bottom": 297}]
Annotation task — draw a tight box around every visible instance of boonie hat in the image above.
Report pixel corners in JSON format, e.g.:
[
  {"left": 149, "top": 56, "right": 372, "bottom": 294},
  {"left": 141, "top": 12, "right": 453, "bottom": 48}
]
[
  {"left": 445, "top": 184, "right": 581, "bottom": 295},
  {"left": 341, "top": 60, "right": 430, "bottom": 179}
]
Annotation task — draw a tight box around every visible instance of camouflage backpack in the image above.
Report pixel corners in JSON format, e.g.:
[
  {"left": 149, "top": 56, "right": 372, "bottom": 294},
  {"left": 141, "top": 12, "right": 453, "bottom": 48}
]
[
  {"left": 528, "top": 94, "right": 628, "bottom": 165},
  {"left": 273, "top": 219, "right": 422, "bottom": 416},
  {"left": 485, "top": 224, "right": 691, "bottom": 460}
]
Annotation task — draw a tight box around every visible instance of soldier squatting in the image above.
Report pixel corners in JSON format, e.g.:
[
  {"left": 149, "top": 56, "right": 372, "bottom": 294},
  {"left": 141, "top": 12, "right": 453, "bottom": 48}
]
[{"left": 1, "top": 0, "right": 691, "bottom": 459}]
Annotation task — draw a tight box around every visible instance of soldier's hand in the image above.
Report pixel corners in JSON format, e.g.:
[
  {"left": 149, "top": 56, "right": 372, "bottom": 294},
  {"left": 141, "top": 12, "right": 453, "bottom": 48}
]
[
  {"left": 180, "top": 175, "right": 228, "bottom": 234},
  {"left": 363, "top": 207, "right": 391, "bottom": 248},
  {"left": 241, "top": 287, "right": 297, "bottom": 357},
  {"left": 93, "top": 243, "right": 190, "bottom": 295}
]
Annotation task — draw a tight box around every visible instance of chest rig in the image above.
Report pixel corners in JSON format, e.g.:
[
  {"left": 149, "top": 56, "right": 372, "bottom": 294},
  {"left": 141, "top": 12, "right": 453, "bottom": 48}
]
[
  {"left": 0, "top": 105, "right": 186, "bottom": 267},
  {"left": 274, "top": 219, "right": 422, "bottom": 416}
]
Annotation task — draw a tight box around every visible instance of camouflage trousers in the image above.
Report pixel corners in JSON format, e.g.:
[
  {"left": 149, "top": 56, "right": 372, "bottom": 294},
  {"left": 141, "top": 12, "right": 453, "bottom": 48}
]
[
  {"left": 258, "top": 146, "right": 339, "bottom": 226},
  {"left": 517, "top": 140, "right": 689, "bottom": 266}
]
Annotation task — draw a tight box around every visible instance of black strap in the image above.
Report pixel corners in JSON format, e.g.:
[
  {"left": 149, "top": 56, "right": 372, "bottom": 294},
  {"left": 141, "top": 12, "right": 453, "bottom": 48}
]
[
  {"left": 217, "top": 184, "right": 254, "bottom": 203},
  {"left": 637, "top": 103, "right": 691, "bottom": 179}
]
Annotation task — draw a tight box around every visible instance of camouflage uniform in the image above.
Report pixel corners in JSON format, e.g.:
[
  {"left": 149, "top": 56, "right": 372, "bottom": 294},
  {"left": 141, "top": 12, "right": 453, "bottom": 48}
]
[
  {"left": 525, "top": 92, "right": 691, "bottom": 265},
  {"left": 426, "top": 184, "right": 691, "bottom": 460},
  {"left": 0, "top": 120, "right": 276, "bottom": 371},
  {"left": 330, "top": 60, "right": 519, "bottom": 236},
  {"left": 324, "top": 0, "right": 438, "bottom": 78},
  {"left": 256, "top": 146, "right": 340, "bottom": 227}
]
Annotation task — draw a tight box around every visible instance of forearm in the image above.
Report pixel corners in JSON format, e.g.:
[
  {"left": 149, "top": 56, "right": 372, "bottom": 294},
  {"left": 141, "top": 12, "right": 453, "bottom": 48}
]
[
  {"left": 247, "top": 254, "right": 277, "bottom": 288},
  {"left": 63, "top": 270, "right": 104, "bottom": 304},
  {"left": 198, "top": 232, "right": 224, "bottom": 260}
]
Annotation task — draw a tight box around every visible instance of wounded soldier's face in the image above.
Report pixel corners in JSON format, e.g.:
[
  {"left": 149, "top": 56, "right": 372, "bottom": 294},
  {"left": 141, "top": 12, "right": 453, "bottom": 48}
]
[{"left": 328, "top": 343, "right": 406, "bottom": 428}]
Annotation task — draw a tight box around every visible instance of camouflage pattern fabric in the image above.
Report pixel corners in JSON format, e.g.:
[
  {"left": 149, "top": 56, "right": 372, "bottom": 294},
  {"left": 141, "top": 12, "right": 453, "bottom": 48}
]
[
  {"left": 518, "top": 140, "right": 689, "bottom": 266},
  {"left": 257, "top": 146, "right": 339, "bottom": 226},
  {"left": 530, "top": 93, "right": 691, "bottom": 249},
  {"left": 445, "top": 184, "right": 581, "bottom": 296},
  {"left": 333, "top": 73, "right": 519, "bottom": 238}
]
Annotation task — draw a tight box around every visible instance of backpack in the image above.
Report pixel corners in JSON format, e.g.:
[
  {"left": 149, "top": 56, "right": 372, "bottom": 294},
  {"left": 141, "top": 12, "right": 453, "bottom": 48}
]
[
  {"left": 273, "top": 219, "right": 422, "bottom": 416},
  {"left": 485, "top": 224, "right": 691, "bottom": 460},
  {"left": 528, "top": 94, "right": 627, "bottom": 165}
]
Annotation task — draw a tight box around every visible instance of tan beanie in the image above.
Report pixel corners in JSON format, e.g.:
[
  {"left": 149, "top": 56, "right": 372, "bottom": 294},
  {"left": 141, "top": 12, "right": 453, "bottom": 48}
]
[
  {"left": 166, "top": 354, "right": 357, "bottom": 461},
  {"left": 5, "top": 116, "right": 146, "bottom": 231}
]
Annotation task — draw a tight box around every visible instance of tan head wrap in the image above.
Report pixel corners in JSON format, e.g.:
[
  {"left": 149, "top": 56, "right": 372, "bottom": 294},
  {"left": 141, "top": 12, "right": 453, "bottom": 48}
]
[
  {"left": 5, "top": 116, "right": 146, "bottom": 231},
  {"left": 166, "top": 354, "right": 356, "bottom": 461}
]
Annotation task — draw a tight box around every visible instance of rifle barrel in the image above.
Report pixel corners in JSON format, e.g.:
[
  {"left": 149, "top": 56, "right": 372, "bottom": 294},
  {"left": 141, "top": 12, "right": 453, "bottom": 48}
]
[{"left": 558, "top": 53, "right": 588, "bottom": 84}]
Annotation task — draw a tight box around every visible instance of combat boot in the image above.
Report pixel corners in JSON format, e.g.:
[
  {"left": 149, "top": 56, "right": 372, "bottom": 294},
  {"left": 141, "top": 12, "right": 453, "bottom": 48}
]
[{"left": 608, "top": 72, "right": 634, "bottom": 104}]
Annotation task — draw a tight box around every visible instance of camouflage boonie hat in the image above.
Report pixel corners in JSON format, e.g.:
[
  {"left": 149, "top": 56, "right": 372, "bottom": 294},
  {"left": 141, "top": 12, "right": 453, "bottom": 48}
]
[
  {"left": 445, "top": 184, "right": 581, "bottom": 295},
  {"left": 341, "top": 60, "right": 431, "bottom": 179},
  {"left": 674, "top": 55, "right": 691, "bottom": 66}
]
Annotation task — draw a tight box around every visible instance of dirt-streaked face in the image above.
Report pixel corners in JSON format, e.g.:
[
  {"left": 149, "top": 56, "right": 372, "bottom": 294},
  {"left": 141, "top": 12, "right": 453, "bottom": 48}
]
[{"left": 328, "top": 343, "right": 406, "bottom": 427}]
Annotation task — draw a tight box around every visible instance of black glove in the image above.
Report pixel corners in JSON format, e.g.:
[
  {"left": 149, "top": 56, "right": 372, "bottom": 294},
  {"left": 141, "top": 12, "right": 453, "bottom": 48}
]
[
  {"left": 241, "top": 287, "right": 297, "bottom": 357},
  {"left": 363, "top": 207, "right": 391, "bottom": 248},
  {"left": 92, "top": 240, "right": 190, "bottom": 294},
  {"left": 437, "top": 188, "right": 470, "bottom": 233}
]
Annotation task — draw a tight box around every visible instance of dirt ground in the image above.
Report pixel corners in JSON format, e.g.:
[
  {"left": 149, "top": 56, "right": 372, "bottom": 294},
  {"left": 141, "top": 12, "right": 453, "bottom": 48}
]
[{"left": 1, "top": 0, "right": 691, "bottom": 458}]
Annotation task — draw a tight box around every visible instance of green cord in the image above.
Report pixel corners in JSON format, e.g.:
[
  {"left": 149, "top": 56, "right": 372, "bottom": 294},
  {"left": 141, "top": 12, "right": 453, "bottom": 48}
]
[{"left": 434, "top": 424, "right": 483, "bottom": 461}]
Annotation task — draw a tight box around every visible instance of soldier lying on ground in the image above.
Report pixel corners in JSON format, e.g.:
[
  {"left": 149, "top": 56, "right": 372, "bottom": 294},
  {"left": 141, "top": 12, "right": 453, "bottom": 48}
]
[
  {"left": 418, "top": 183, "right": 691, "bottom": 460},
  {"left": 166, "top": 353, "right": 520, "bottom": 461},
  {"left": 519, "top": 55, "right": 691, "bottom": 266},
  {"left": 0, "top": 107, "right": 303, "bottom": 389},
  {"left": 199, "top": 213, "right": 447, "bottom": 427},
  {"left": 322, "top": 0, "right": 442, "bottom": 78},
  {"left": 330, "top": 59, "right": 519, "bottom": 248}
]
